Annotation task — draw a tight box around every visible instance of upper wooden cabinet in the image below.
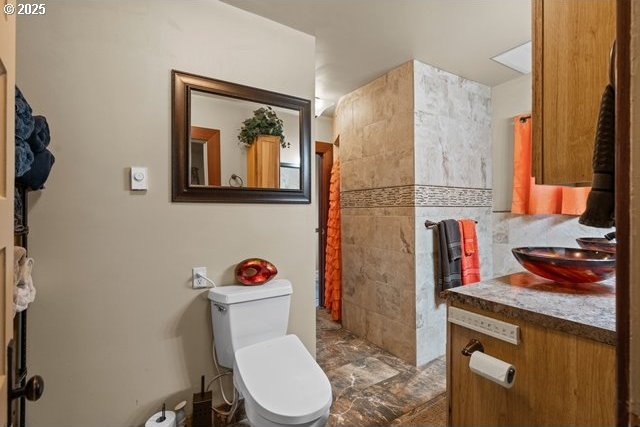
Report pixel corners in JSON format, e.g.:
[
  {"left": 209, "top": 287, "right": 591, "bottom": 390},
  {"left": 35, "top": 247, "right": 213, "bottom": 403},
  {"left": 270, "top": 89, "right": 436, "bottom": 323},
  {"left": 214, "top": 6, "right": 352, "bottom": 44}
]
[{"left": 532, "top": 0, "right": 616, "bottom": 185}]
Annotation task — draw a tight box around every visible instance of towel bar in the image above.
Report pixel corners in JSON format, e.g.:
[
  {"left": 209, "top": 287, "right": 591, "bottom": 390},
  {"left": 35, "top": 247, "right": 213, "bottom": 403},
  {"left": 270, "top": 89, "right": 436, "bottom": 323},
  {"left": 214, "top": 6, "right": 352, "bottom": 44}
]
[{"left": 424, "top": 219, "right": 478, "bottom": 229}]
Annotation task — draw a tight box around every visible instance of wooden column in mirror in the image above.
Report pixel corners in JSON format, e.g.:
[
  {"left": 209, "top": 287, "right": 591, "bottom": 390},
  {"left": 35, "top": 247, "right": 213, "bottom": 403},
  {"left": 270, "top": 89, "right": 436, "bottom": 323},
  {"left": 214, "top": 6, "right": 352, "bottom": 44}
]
[
  {"left": 247, "top": 135, "right": 280, "bottom": 188},
  {"left": 532, "top": 0, "right": 616, "bottom": 185}
]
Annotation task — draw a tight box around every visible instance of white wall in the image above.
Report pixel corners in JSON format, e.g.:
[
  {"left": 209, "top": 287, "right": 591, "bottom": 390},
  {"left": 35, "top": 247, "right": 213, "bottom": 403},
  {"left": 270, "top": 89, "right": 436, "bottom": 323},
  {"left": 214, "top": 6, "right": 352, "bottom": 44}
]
[
  {"left": 314, "top": 115, "right": 334, "bottom": 143},
  {"left": 17, "top": 1, "right": 316, "bottom": 426}
]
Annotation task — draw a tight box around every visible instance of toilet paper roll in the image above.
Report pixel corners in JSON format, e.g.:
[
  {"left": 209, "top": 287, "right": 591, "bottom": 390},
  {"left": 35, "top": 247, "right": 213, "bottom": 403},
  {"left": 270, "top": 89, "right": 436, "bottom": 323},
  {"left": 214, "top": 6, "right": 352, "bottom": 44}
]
[
  {"left": 469, "top": 351, "right": 516, "bottom": 389},
  {"left": 145, "top": 410, "right": 176, "bottom": 427}
]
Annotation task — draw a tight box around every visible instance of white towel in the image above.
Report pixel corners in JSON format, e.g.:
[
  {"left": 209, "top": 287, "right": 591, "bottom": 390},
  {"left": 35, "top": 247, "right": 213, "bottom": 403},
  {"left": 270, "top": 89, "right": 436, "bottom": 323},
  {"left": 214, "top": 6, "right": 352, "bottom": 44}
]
[{"left": 14, "top": 246, "right": 36, "bottom": 315}]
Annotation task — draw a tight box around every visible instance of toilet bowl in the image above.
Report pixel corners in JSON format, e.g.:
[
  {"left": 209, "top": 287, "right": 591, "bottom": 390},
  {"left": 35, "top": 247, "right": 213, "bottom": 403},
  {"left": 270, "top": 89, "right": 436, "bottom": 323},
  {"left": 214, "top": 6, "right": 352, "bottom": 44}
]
[
  {"left": 234, "top": 335, "right": 332, "bottom": 427},
  {"left": 208, "top": 279, "right": 332, "bottom": 426}
]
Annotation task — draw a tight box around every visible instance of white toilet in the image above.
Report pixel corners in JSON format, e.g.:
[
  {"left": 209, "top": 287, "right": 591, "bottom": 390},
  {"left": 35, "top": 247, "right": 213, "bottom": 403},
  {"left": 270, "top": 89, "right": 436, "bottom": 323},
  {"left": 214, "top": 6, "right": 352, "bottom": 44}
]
[{"left": 208, "top": 279, "right": 332, "bottom": 427}]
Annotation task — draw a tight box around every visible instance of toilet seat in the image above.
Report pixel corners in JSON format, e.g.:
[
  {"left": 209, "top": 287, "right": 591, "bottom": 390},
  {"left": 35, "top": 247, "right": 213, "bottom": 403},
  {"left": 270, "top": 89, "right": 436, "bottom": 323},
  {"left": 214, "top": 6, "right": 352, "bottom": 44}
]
[{"left": 234, "top": 335, "right": 332, "bottom": 425}]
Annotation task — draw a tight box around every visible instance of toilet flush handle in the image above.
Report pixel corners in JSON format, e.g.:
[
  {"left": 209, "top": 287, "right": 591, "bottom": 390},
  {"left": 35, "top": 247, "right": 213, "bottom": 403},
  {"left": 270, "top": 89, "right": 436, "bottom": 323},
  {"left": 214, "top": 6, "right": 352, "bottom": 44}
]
[{"left": 213, "top": 303, "right": 227, "bottom": 313}]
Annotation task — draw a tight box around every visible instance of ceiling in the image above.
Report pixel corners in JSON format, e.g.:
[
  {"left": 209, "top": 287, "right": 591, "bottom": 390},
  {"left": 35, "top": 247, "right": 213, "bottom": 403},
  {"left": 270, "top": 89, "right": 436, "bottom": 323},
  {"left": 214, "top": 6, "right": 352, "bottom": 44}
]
[{"left": 222, "top": 0, "right": 531, "bottom": 114}]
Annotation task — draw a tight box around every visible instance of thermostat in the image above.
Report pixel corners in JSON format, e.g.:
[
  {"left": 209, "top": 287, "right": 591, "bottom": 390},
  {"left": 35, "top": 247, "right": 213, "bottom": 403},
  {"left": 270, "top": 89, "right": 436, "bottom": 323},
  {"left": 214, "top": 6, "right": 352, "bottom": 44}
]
[{"left": 130, "top": 167, "right": 148, "bottom": 191}]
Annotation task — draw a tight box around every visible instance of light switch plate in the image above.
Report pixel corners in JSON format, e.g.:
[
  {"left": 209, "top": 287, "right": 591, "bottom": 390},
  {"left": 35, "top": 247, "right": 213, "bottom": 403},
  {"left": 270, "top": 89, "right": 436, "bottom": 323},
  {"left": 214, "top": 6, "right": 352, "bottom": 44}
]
[
  {"left": 130, "top": 167, "right": 148, "bottom": 190},
  {"left": 192, "top": 267, "right": 210, "bottom": 289},
  {"left": 448, "top": 306, "right": 520, "bottom": 345}
]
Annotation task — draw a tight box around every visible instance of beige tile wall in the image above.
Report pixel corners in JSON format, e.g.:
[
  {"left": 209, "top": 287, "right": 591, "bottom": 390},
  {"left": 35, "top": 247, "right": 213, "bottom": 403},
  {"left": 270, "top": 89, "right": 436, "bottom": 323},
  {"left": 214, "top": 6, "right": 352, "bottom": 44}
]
[{"left": 337, "top": 62, "right": 418, "bottom": 363}]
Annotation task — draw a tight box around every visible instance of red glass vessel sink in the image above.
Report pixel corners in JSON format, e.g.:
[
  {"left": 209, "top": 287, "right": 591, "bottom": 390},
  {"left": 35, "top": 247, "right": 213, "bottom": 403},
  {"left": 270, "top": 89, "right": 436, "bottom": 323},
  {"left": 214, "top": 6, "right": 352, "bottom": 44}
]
[
  {"left": 511, "top": 247, "right": 615, "bottom": 284},
  {"left": 576, "top": 237, "right": 616, "bottom": 253},
  {"left": 235, "top": 258, "right": 277, "bottom": 285}
]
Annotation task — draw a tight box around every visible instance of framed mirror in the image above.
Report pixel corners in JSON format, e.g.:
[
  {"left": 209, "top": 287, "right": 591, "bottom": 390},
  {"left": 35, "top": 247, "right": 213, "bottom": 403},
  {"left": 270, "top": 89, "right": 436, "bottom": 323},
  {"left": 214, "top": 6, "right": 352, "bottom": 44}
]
[{"left": 171, "top": 70, "right": 311, "bottom": 203}]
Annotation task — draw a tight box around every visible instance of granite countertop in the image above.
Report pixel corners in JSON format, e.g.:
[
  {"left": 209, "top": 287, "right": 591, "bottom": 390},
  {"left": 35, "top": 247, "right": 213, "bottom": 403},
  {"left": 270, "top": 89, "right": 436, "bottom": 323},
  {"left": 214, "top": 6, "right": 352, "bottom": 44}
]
[{"left": 446, "top": 272, "right": 616, "bottom": 345}]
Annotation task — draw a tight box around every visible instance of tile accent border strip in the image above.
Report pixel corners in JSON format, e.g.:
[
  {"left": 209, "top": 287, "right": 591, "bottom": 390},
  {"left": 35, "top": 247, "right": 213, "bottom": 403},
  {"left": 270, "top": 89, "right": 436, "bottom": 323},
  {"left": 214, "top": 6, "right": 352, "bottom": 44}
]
[{"left": 341, "top": 185, "right": 492, "bottom": 208}]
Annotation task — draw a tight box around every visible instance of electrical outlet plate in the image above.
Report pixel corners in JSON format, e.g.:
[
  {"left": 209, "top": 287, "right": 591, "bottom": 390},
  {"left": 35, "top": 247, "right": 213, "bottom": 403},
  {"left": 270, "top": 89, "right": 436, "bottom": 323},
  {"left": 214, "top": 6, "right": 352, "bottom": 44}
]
[
  {"left": 448, "top": 306, "right": 520, "bottom": 345},
  {"left": 192, "top": 267, "right": 209, "bottom": 289}
]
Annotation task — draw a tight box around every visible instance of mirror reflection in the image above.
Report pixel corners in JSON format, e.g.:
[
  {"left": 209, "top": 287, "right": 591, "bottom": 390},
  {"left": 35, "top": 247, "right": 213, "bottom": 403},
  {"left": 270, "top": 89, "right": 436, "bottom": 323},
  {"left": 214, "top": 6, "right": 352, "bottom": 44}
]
[{"left": 190, "top": 91, "right": 301, "bottom": 190}]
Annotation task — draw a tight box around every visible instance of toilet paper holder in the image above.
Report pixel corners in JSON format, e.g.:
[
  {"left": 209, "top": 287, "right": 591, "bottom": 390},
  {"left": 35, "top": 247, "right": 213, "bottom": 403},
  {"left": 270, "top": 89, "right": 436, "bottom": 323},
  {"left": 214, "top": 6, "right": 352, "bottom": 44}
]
[
  {"left": 461, "top": 339, "right": 484, "bottom": 356},
  {"left": 462, "top": 339, "right": 516, "bottom": 384}
]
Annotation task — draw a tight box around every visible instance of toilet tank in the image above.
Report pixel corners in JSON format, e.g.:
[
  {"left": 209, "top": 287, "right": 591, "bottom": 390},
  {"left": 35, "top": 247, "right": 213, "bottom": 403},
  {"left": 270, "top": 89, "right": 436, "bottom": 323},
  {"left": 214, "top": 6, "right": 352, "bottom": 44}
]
[{"left": 208, "top": 279, "right": 292, "bottom": 368}]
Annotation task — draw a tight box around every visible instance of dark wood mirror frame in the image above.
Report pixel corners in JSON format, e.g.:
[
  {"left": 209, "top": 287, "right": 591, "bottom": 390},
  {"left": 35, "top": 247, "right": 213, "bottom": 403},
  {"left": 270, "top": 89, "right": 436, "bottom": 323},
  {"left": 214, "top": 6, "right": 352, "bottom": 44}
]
[{"left": 171, "top": 70, "right": 312, "bottom": 203}]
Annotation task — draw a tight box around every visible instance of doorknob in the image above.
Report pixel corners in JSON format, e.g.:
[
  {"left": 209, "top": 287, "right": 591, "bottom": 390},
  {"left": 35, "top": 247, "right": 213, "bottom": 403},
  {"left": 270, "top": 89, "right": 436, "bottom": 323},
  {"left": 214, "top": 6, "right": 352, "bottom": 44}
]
[{"left": 10, "top": 375, "right": 44, "bottom": 401}]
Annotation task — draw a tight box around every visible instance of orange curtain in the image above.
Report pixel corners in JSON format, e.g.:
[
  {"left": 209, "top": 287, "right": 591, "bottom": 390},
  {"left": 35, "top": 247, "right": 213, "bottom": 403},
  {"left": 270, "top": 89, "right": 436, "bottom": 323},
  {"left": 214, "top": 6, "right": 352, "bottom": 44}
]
[
  {"left": 324, "top": 160, "right": 342, "bottom": 321},
  {"left": 511, "top": 116, "right": 589, "bottom": 215}
]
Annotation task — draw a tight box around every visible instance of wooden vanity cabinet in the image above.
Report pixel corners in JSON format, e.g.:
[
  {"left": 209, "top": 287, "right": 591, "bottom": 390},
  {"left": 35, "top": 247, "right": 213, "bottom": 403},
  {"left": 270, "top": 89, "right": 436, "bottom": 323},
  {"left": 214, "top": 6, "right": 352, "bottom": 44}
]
[
  {"left": 447, "top": 302, "right": 615, "bottom": 426},
  {"left": 532, "top": 0, "right": 616, "bottom": 185}
]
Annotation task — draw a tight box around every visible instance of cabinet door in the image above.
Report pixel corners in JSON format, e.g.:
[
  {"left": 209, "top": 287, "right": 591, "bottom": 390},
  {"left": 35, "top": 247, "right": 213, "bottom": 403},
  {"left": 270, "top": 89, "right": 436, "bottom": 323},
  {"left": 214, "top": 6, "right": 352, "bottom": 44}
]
[
  {"left": 448, "top": 303, "right": 615, "bottom": 426},
  {"left": 532, "top": 0, "right": 615, "bottom": 185}
]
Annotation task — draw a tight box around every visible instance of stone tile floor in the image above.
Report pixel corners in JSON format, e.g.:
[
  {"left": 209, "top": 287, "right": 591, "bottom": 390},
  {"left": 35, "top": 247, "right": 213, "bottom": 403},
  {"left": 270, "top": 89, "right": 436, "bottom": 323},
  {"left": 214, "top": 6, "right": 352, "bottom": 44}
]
[{"left": 317, "top": 309, "right": 447, "bottom": 426}]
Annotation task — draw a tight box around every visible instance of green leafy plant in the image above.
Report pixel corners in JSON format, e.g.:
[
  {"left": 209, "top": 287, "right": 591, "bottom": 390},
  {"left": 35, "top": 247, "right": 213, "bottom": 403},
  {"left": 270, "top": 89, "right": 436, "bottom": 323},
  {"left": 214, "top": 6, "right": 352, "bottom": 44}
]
[{"left": 238, "top": 106, "right": 290, "bottom": 148}]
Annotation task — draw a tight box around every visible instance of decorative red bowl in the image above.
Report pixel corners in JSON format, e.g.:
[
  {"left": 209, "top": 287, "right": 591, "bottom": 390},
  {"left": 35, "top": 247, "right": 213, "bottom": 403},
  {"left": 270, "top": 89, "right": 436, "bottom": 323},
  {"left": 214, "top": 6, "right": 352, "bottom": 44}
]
[
  {"left": 511, "top": 247, "right": 615, "bottom": 284},
  {"left": 576, "top": 237, "right": 616, "bottom": 253},
  {"left": 235, "top": 258, "right": 277, "bottom": 285}
]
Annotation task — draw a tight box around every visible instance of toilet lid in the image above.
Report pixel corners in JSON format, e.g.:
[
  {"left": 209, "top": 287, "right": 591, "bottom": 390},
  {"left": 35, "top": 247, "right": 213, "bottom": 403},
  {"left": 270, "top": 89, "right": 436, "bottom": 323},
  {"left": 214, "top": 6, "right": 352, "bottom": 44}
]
[{"left": 234, "top": 335, "right": 332, "bottom": 425}]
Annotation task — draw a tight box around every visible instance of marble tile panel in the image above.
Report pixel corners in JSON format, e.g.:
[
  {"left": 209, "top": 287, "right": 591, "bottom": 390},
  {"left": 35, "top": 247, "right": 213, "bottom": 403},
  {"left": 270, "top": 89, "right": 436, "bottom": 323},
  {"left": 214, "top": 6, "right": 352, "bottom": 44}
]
[
  {"left": 328, "top": 385, "right": 407, "bottom": 427},
  {"left": 362, "top": 119, "right": 386, "bottom": 158},
  {"left": 384, "top": 110, "right": 415, "bottom": 156},
  {"left": 363, "top": 309, "right": 385, "bottom": 348},
  {"left": 416, "top": 315, "right": 446, "bottom": 365},
  {"left": 340, "top": 155, "right": 379, "bottom": 192},
  {"left": 327, "top": 357, "right": 400, "bottom": 398},
  {"left": 374, "top": 279, "right": 416, "bottom": 327},
  {"left": 370, "top": 62, "right": 412, "bottom": 121},
  {"left": 492, "top": 212, "right": 510, "bottom": 243},
  {"left": 492, "top": 242, "right": 525, "bottom": 277},
  {"left": 381, "top": 318, "right": 416, "bottom": 363},
  {"left": 341, "top": 243, "right": 365, "bottom": 295},
  {"left": 362, "top": 247, "right": 415, "bottom": 288},
  {"left": 376, "top": 150, "right": 415, "bottom": 189},
  {"left": 341, "top": 301, "right": 367, "bottom": 339},
  {"left": 390, "top": 393, "right": 447, "bottom": 426},
  {"left": 369, "top": 356, "right": 446, "bottom": 412},
  {"left": 413, "top": 60, "right": 492, "bottom": 189},
  {"left": 337, "top": 127, "right": 363, "bottom": 163},
  {"left": 352, "top": 90, "right": 375, "bottom": 129},
  {"left": 367, "top": 215, "right": 414, "bottom": 254}
]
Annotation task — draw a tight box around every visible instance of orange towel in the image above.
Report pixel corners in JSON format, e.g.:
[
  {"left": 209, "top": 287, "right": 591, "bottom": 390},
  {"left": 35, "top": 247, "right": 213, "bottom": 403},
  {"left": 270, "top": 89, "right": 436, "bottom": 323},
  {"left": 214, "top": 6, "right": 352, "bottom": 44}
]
[
  {"left": 511, "top": 115, "right": 590, "bottom": 215},
  {"left": 561, "top": 186, "right": 591, "bottom": 215},
  {"left": 458, "top": 219, "right": 480, "bottom": 285},
  {"left": 511, "top": 117, "right": 533, "bottom": 214},
  {"left": 324, "top": 160, "right": 342, "bottom": 321}
]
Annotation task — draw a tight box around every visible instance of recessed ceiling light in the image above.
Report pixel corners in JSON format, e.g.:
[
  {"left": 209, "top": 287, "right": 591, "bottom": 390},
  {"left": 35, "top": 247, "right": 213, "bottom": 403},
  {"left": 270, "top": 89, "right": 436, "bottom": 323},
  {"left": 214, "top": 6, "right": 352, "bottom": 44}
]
[{"left": 491, "top": 41, "right": 532, "bottom": 74}]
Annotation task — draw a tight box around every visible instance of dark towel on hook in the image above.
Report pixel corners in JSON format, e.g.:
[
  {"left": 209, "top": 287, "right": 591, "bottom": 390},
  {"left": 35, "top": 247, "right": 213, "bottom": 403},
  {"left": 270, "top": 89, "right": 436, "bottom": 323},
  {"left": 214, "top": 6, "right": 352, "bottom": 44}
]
[
  {"left": 579, "top": 83, "right": 615, "bottom": 228},
  {"left": 27, "top": 115, "right": 50, "bottom": 154},
  {"left": 15, "top": 87, "right": 34, "bottom": 141},
  {"left": 437, "top": 220, "right": 462, "bottom": 291},
  {"left": 16, "top": 149, "right": 55, "bottom": 190}
]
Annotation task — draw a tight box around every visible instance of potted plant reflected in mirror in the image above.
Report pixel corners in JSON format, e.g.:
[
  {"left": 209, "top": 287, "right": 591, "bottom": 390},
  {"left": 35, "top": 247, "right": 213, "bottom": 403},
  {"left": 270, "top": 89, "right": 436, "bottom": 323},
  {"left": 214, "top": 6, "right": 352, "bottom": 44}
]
[{"left": 239, "top": 107, "right": 290, "bottom": 189}]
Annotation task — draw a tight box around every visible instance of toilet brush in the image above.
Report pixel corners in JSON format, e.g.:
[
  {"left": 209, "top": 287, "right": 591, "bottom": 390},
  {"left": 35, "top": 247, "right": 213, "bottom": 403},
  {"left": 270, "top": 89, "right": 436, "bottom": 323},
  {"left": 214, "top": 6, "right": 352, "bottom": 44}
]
[{"left": 192, "top": 375, "right": 213, "bottom": 427}]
